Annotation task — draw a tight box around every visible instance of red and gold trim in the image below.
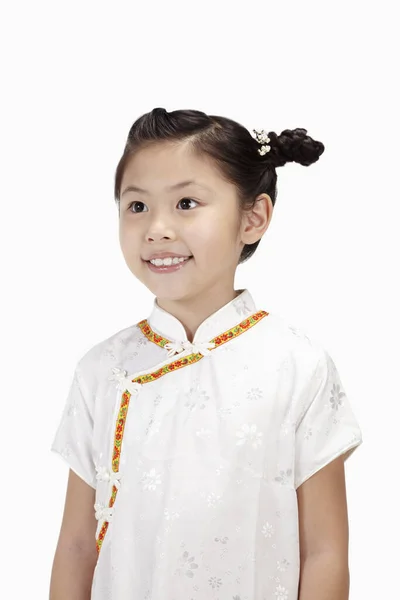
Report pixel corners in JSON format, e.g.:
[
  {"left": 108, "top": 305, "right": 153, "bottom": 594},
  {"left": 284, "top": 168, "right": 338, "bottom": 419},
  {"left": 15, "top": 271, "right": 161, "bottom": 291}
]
[
  {"left": 96, "top": 309, "right": 268, "bottom": 553},
  {"left": 137, "top": 319, "right": 171, "bottom": 348},
  {"left": 96, "top": 485, "right": 118, "bottom": 553}
]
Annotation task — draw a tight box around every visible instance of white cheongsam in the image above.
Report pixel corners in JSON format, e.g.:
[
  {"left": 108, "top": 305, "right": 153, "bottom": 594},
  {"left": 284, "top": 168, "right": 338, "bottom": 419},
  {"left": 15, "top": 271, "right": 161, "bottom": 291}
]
[{"left": 51, "top": 288, "right": 362, "bottom": 599}]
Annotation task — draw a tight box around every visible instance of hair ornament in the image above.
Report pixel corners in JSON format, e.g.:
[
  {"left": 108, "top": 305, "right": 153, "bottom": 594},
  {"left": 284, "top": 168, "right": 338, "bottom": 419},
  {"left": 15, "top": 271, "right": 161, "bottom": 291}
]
[{"left": 252, "top": 129, "right": 271, "bottom": 155}]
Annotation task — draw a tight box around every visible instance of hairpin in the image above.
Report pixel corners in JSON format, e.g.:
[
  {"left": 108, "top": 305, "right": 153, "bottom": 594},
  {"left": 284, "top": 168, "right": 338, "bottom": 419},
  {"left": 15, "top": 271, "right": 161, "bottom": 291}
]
[{"left": 252, "top": 129, "right": 271, "bottom": 156}]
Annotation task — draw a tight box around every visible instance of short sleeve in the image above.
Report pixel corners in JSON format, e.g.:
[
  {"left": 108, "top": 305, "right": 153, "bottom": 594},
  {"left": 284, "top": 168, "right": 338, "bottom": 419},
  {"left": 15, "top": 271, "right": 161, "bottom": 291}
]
[
  {"left": 294, "top": 347, "right": 362, "bottom": 489},
  {"left": 51, "top": 362, "right": 97, "bottom": 488}
]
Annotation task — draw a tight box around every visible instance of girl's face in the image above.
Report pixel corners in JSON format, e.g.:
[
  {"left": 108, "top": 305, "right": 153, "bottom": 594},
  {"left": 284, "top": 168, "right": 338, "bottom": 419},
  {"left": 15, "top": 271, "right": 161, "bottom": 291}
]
[{"left": 118, "top": 141, "right": 266, "bottom": 305}]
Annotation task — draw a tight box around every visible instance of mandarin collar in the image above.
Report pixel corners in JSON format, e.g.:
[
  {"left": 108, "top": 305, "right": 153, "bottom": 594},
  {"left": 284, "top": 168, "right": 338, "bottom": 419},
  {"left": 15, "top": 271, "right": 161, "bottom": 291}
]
[{"left": 147, "top": 289, "right": 257, "bottom": 344}]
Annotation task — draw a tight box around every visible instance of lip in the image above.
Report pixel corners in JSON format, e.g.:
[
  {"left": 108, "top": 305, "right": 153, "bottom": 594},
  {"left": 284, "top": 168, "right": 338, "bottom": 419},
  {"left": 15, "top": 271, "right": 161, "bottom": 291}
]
[
  {"left": 144, "top": 252, "right": 192, "bottom": 261},
  {"left": 145, "top": 256, "right": 193, "bottom": 274}
]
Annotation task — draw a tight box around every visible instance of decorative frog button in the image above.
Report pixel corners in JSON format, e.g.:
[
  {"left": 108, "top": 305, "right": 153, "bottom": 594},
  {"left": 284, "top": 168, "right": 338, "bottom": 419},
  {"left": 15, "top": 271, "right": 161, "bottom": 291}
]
[
  {"left": 108, "top": 367, "right": 142, "bottom": 395},
  {"left": 164, "top": 340, "right": 216, "bottom": 357},
  {"left": 95, "top": 465, "right": 121, "bottom": 489},
  {"left": 94, "top": 503, "right": 114, "bottom": 522}
]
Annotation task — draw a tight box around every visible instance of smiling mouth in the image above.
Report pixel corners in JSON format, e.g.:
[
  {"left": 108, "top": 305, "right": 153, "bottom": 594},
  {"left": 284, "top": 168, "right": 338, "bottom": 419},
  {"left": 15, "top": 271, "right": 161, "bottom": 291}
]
[
  {"left": 145, "top": 256, "right": 193, "bottom": 273},
  {"left": 144, "top": 254, "right": 193, "bottom": 267}
]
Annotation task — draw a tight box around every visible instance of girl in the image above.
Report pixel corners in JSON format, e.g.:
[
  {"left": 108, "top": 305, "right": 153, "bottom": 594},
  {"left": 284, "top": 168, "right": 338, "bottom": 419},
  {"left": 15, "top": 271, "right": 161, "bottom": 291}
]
[{"left": 49, "top": 108, "right": 362, "bottom": 600}]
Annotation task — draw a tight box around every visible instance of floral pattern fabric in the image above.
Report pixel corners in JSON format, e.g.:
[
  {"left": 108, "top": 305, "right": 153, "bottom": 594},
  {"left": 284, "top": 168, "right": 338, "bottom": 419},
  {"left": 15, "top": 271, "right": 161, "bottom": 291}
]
[{"left": 51, "top": 289, "right": 362, "bottom": 599}]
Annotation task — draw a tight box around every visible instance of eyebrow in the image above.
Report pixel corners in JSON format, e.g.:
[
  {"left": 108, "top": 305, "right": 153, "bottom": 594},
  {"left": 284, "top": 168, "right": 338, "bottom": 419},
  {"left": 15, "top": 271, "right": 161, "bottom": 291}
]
[{"left": 121, "top": 180, "right": 211, "bottom": 197}]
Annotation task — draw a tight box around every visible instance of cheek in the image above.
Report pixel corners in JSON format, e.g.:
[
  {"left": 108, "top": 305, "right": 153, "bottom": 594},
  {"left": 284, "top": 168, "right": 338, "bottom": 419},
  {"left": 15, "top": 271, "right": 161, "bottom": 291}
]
[
  {"left": 118, "top": 225, "right": 128, "bottom": 250},
  {"left": 188, "top": 214, "right": 239, "bottom": 260},
  {"left": 186, "top": 218, "right": 219, "bottom": 249},
  {"left": 119, "top": 222, "right": 140, "bottom": 255}
]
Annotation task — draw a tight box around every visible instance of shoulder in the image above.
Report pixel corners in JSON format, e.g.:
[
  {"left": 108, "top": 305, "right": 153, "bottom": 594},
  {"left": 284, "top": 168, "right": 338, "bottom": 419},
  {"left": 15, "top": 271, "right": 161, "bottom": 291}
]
[
  {"left": 74, "top": 322, "right": 145, "bottom": 391},
  {"left": 259, "top": 310, "right": 327, "bottom": 372}
]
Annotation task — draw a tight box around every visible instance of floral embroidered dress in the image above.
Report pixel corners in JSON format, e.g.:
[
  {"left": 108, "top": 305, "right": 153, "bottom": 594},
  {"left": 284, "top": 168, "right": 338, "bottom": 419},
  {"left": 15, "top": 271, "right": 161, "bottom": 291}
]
[{"left": 51, "top": 289, "right": 362, "bottom": 599}]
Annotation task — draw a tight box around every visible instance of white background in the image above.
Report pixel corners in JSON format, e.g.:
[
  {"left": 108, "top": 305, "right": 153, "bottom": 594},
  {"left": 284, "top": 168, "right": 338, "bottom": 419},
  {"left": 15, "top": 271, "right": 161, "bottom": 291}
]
[{"left": 1, "top": 1, "right": 398, "bottom": 598}]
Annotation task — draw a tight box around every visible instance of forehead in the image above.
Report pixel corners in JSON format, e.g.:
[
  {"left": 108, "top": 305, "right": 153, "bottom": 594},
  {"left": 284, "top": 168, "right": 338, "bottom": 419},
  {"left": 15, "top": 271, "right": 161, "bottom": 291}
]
[{"left": 120, "top": 141, "right": 231, "bottom": 192}]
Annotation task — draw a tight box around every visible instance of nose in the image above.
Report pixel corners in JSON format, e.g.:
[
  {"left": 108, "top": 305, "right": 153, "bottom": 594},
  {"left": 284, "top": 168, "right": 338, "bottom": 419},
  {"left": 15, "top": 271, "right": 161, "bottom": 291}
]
[{"left": 145, "top": 213, "right": 177, "bottom": 243}]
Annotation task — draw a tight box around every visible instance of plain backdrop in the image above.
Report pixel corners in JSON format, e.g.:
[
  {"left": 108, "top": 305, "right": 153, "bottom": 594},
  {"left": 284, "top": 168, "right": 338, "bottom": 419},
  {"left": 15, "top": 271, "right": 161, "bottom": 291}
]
[{"left": 1, "top": 1, "right": 398, "bottom": 598}]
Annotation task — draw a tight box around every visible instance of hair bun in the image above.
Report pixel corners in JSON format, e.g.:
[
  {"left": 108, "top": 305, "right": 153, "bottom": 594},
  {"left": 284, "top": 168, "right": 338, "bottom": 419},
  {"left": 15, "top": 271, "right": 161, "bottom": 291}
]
[{"left": 268, "top": 128, "right": 325, "bottom": 167}]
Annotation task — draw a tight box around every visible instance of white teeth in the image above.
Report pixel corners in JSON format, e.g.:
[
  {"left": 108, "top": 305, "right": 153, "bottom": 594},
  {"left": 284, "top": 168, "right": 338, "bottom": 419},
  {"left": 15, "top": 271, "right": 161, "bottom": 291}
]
[{"left": 150, "top": 256, "right": 189, "bottom": 267}]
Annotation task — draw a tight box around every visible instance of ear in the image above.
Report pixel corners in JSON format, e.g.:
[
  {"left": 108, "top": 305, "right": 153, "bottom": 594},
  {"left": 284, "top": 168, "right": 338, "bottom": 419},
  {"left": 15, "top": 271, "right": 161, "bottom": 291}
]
[{"left": 240, "top": 194, "right": 273, "bottom": 245}]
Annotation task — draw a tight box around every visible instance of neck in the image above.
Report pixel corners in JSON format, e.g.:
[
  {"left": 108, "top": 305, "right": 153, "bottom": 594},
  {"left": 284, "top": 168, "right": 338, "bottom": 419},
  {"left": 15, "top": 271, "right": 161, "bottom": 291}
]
[{"left": 155, "top": 284, "right": 241, "bottom": 343}]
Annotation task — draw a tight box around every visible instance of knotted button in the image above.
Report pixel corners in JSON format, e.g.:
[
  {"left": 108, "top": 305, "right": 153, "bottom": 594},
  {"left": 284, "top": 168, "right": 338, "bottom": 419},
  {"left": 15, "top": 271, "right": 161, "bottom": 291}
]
[
  {"left": 95, "top": 465, "right": 121, "bottom": 489},
  {"left": 108, "top": 367, "right": 142, "bottom": 395},
  {"left": 164, "top": 340, "right": 216, "bottom": 357},
  {"left": 164, "top": 341, "right": 185, "bottom": 357},
  {"left": 94, "top": 503, "right": 114, "bottom": 522},
  {"left": 188, "top": 340, "right": 216, "bottom": 356}
]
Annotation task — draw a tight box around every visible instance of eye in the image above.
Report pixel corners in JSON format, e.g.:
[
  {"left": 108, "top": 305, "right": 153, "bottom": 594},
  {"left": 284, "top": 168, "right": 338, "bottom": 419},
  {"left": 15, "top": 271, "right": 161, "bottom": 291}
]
[
  {"left": 127, "top": 197, "right": 198, "bottom": 213},
  {"left": 128, "top": 200, "right": 144, "bottom": 212},
  {"left": 177, "top": 197, "right": 198, "bottom": 210}
]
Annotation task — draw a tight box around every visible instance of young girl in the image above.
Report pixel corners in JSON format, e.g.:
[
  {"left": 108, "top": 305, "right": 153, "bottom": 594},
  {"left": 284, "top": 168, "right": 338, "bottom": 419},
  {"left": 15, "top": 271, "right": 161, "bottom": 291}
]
[{"left": 49, "top": 108, "right": 362, "bottom": 600}]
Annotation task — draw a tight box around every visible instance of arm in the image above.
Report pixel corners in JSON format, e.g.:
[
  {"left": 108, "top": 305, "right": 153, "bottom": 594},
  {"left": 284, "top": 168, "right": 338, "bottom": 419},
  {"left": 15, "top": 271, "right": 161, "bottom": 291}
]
[
  {"left": 296, "top": 455, "right": 351, "bottom": 600},
  {"left": 49, "top": 469, "right": 98, "bottom": 600}
]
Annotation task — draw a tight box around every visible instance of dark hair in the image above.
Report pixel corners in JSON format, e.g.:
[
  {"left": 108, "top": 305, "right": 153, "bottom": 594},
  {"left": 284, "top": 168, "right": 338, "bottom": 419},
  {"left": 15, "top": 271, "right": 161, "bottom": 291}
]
[{"left": 114, "top": 108, "right": 325, "bottom": 264}]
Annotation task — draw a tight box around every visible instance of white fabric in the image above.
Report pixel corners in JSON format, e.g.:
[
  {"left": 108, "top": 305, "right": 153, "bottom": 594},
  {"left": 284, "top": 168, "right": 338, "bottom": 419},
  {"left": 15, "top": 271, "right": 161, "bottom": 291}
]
[
  {"left": 51, "top": 289, "right": 362, "bottom": 599},
  {"left": 95, "top": 466, "right": 121, "bottom": 489}
]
